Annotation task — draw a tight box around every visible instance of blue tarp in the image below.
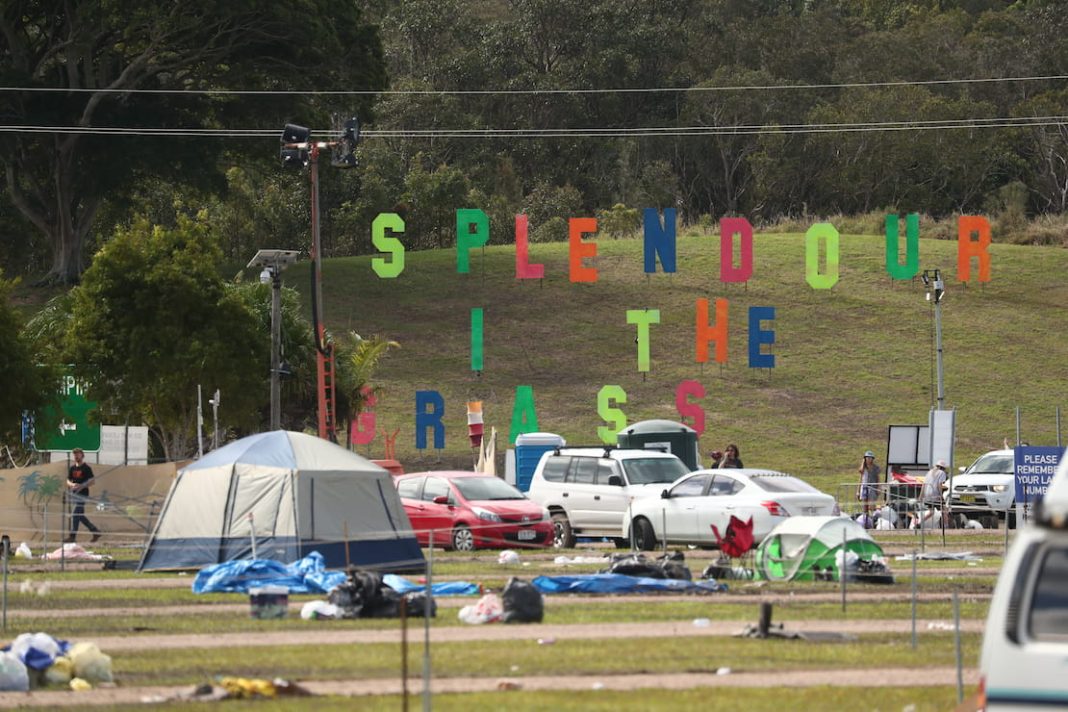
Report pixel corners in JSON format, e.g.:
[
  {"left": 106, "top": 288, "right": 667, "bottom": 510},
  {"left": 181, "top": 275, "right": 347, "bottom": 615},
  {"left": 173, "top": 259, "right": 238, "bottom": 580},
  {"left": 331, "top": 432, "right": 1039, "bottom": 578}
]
[
  {"left": 192, "top": 552, "right": 479, "bottom": 596},
  {"left": 532, "top": 574, "right": 728, "bottom": 594}
]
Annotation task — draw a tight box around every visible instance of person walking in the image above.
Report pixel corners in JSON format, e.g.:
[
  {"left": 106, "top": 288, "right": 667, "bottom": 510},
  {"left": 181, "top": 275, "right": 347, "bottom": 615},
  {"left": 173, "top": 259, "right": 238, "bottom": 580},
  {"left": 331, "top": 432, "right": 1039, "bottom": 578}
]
[
  {"left": 857, "top": 450, "right": 882, "bottom": 526},
  {"left": 66, "top": 447, "right": 101, "bottom": 543}
]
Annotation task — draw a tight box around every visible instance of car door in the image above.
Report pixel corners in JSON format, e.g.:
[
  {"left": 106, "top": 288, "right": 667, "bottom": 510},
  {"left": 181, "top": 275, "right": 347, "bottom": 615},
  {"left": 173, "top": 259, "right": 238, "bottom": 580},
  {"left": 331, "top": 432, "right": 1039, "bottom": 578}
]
[
  {"left": 563, "top": 456, "right": 601, "bottom": 531},
  {"left": 396, "top": 477, "right": 427, "bottom": 544},
  {"left": 699, "top": 474, "right": 746, "bottom": 545},
  {"left": 417, "top": 476, "right": 457, "bottom": 544},
  {"left": 592, "top": 459, "right": 630, "bottom": 531},
  {"left": 662, "top": 474, "right": 713, "bottom": 541}
]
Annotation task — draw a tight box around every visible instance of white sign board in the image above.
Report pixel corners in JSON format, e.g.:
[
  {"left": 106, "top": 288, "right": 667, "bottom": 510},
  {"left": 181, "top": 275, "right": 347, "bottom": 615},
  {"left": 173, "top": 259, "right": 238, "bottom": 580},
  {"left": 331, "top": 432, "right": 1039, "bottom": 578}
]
[
  {"left": 928, "top": 409, "right": 956, "bottom": 470},
  {"left": 90, "top": 425, "right": 150, "bottom": 465}
]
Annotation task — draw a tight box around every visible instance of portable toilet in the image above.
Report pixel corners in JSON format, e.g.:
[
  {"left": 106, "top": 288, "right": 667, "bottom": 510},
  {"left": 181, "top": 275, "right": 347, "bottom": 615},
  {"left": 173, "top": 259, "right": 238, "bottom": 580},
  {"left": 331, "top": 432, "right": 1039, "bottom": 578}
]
[
  {"left": 514, "top": 432, "right": 566, "bottom": 492},
  {"left": 616, "top": 420, "right": 700, "bottom": 471}
]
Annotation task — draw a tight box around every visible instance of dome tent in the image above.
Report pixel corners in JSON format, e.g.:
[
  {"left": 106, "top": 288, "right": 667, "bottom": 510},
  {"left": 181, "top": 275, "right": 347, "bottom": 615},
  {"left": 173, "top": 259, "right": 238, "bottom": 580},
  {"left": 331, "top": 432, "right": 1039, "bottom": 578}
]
[
  {"left": 754, "top": 516, "right": 885, "bottom": 582},
  {"left": 139, "top": 431, "right": 422, "bottom": 571}
]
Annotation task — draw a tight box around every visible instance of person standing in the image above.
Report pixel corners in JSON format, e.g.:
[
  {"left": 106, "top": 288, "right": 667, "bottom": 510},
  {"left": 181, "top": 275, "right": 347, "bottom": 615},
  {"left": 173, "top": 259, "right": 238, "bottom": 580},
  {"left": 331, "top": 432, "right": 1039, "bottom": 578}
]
[
  {"left": 857, "top": 450, "right": 882, "bottom": 526},
  {"left": 719, "top": 444, "right": 743, "bottom": 468},
  {"left": 66, "top": 448, "right": 101, "bottom": 543},
  {"left": 921, "top": 459, "right": 948, "bottom": 526}
]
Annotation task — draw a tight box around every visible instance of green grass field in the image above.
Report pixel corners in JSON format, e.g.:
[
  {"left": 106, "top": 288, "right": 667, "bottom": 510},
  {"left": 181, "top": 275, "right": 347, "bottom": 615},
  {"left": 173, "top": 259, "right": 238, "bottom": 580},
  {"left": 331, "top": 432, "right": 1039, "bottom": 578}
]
[{"left": 280, "top": 230, "right": 1068, "bottom": 495}]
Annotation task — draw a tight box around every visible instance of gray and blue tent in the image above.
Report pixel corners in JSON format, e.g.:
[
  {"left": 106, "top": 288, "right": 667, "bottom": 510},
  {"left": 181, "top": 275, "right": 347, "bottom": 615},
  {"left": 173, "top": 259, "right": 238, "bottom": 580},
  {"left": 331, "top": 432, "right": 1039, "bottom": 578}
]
[{"left": 139, "top": 431, "right": 423, "bottom": 571}]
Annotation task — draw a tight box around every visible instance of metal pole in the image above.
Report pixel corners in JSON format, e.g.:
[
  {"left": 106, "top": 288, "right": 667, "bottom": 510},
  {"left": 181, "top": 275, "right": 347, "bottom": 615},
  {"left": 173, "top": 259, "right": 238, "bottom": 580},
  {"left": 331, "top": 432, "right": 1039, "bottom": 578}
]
[
  {"left": 2, "top": 535, "right": 10, "bottom": 632},
  {"left": 248, "top": 512, "right": 257, "bottom": 560},
  {"left": 954, "top": 589, "right": 964, "bottom": 703},
  {"left": 423, "top": 530, "right": 433, "bottom": 712},
  {"left": 933, "top": 278, "right": 945, "bottom": 411},
  {"left": 271, "top": 268, "right": 282, "bottom": 431},
  {"left": 401, "top": 596, "right": 409, "bottom": 712},
  {"left": 212, "top": 390, "right": 220, "bottom": 449},
  {"left": 197, "top": 385, "right": 204, "bottom": 459},
  {"left": 840, "top": 526, "right": 847, "bottom": 612},
  {"left": 661, "top": 508, "right": 667, "bottom": 555},
  {"left": 911, "top": 550, "right": 917, "bottom": 649}
]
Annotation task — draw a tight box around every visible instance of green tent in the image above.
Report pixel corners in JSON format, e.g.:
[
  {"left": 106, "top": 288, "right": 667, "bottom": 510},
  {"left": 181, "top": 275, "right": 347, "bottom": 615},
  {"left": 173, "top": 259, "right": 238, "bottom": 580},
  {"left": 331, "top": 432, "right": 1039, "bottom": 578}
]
[{"left": 755, "top": 516, "right": 885, "bottom": 582}]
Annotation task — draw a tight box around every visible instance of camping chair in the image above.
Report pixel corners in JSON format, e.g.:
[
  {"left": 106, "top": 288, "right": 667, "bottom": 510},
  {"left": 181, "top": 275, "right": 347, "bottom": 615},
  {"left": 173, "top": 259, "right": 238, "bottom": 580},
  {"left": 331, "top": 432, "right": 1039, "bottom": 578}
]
[{"left": 711, "top": 515, "right": 756, "bottom": 574}]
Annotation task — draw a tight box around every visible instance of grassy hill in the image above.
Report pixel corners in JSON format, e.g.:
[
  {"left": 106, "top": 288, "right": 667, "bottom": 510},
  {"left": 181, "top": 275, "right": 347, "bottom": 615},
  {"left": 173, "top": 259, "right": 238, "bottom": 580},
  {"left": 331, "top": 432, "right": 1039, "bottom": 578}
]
[{"left": 281, "top": 229, "right": 1068, "bottom": 496}]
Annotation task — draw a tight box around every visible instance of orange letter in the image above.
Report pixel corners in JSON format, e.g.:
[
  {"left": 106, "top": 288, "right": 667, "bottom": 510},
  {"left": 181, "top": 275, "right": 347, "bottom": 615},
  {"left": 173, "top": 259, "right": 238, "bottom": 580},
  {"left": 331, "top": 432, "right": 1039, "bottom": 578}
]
[
  {"left": 569, "top": 217, "right": 598, "bottom": 283},
  {"left": 958, "top": 215, "right": 991, "bottom": 283},
  {"left": 696, "top": 298, "right": 729, "bottom": 364}
]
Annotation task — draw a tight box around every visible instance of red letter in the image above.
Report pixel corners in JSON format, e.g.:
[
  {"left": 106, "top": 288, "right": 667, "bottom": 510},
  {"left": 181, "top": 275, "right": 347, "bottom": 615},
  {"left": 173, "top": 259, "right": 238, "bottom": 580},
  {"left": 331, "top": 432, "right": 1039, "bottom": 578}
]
[
  {"left": 569, "top": 217, "right": 598, "bottom": 283},
  {"left": 696, "top": 298, "right": 729, "bottom": 364},
  {"left": 350, "top": 387, "right": 377, "bottom": 445},
  {"left": 515, "top": 214, "right": 544, "bottom": 280},
  {"left": 720, "top": 217, "right": 753, "bottom": 283},
  {"left": 675, "top": 380, "right": 706, "bottom": 436},
  {"left": 958, "top": 215, "right": 991, "bottom": 283}
]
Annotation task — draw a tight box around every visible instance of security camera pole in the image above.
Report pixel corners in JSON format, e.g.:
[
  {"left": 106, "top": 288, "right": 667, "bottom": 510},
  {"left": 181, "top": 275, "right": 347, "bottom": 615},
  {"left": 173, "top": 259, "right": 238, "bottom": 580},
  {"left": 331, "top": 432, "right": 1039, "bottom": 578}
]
[
  {"left": 922, "top": 269, "right": 946, "bottom": 410},
  {"left": 247, "top": 250, "right": 300, "bottom": 430}
]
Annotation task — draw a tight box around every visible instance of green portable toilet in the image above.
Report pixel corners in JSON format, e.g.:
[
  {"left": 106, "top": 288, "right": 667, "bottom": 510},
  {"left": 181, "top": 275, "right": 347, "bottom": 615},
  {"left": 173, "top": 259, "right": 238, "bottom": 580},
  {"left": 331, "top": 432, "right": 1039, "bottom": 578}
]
[{"left": 616, "top": 419, "right": 700, "bottom": 471}]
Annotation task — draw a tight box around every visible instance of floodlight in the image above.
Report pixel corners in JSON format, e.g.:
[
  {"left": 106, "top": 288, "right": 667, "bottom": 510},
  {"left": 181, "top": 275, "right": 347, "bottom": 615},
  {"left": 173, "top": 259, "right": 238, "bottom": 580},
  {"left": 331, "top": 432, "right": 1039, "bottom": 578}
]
[
  {"left": 281, "top": 124, "right": 311, "bottom": 145},
  {"left": 331, "top": 116, "right": 360, "bottom": 169},
  {"left": 280, "top": 148, "right": 309, "bottom": 169},
  {"left": 342, "top": 117, "right": 360, "bottom": 145}
]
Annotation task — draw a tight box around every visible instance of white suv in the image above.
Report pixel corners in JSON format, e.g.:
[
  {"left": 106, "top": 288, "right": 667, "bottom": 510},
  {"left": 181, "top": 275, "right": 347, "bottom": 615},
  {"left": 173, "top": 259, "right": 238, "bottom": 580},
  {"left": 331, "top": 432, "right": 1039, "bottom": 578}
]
[
  {"left": 947, "top": 449, "right": 1016, "bottom": 528},
  {"left": 979, "top": 451, "right": 1068, "bottom": 709},
  {"left": 526, "top": 446, "right": 691, "bottom": 548}
]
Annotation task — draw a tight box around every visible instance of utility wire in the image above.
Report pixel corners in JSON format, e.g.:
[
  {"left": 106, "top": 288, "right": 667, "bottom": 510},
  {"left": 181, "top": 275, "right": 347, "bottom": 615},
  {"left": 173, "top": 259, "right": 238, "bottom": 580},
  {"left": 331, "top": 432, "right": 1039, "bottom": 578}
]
[
  {"left": 1, "top": 74, "right": 1066, "bottom": 95},
  {"left": 1, "top": 115, "right": 1065, "bottom": 138}
]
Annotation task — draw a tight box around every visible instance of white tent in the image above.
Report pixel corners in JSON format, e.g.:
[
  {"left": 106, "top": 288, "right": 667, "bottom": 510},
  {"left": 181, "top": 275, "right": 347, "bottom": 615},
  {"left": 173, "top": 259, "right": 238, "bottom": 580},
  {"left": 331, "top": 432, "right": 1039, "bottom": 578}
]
[{"left": 139, "top": 431, "right": 422, "bottom": 571}]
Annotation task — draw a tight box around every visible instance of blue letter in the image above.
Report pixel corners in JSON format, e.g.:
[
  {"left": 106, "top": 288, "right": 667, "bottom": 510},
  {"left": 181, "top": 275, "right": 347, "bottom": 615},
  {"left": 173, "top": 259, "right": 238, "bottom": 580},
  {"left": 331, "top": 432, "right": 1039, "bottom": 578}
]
[
  {"left": 415, "top": 390, "right": 445, "bottom": 449},
  {"left": 643, "top": 208, "right": 677, "bottom": 273},
  {"left": 748, "top": 306, "right": 776, "bottom": 369}
]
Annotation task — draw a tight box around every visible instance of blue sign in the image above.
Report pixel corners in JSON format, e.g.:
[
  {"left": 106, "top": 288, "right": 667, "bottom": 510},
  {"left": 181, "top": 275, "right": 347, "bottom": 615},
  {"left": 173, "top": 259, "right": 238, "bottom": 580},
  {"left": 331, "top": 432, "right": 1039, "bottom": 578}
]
[{"left": 1014, "top": 447, "right": 1065, "bottom": 504}]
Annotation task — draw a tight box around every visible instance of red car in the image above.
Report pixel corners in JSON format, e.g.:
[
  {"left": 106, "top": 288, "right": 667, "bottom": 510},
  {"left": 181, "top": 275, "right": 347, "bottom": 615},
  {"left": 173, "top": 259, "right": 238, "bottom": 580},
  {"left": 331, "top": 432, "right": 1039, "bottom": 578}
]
[{"left": 394, "top": 471, "right": 553, "bottom": 551}]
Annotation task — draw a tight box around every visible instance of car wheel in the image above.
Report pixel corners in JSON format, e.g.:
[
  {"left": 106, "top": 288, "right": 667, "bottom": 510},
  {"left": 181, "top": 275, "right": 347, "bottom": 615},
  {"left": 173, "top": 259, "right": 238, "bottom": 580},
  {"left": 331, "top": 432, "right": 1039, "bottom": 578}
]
[
  {"left": 612, "top": 537, "right": 630, "bottom": 549},
  {"left": 452, "top": 525, "right": 475, "bottom": 552},
  {"left": 633, "top": 517, "right": 657, "bottom": 551},
  {"left": 552, "top": 513, "right": 575, "bottom": 549},
  {"left": 1007, "top": 507, "right": 1017, "bottom": 530}
]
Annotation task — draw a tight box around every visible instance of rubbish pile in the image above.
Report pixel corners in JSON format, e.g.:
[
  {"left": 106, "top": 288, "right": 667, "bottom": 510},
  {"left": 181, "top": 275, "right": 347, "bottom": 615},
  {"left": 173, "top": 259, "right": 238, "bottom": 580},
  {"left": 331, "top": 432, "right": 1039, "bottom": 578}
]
[
  {"left": 600, "top": 551, "right": 692, "bottom": 580},
  {"left": 0, "top": 633, "right": 113, "bottom": 692},
  {"left": 142, "top": 676, "right": 311, "bottom": 703},
  {"left": 459, "top": 577, "right": 544, "bottom": 624},
  {"left": 323, "top": 568, "right": 436, "bottom": 619}
]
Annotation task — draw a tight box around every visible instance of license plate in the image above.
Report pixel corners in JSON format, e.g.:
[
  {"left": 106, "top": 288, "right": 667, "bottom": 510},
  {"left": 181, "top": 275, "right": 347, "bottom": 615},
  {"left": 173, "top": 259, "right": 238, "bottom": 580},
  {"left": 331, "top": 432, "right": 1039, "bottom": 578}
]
[
  {"left": 517, "top": 529, "right": 536, "bottom": 541},
  {"left": 961, "top": 495, "right": 976, "bottom": 504}
]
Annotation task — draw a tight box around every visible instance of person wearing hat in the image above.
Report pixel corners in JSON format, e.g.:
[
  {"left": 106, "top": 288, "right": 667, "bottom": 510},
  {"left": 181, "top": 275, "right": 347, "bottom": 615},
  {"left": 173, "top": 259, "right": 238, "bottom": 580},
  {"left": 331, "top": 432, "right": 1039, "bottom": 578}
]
[
  {"left": 920, "top": 459, "right": 949, "bottom": 526},
  {"left": 857, "top": 450, "right": 882, "bottom": 526},
  {"left": 66, "top": 447, "right": 102, "bottom": 543}
]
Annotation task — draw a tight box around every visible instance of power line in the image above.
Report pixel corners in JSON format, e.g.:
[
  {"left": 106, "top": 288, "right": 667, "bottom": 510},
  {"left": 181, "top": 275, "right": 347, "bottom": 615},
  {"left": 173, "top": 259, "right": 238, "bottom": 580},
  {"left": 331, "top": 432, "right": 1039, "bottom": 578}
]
[
  {"left": 0, "top": 74, "right": 1067, "bottom": 96},
  {"left": 1, "top": 115, "right": 1065, "bottom": 138}
]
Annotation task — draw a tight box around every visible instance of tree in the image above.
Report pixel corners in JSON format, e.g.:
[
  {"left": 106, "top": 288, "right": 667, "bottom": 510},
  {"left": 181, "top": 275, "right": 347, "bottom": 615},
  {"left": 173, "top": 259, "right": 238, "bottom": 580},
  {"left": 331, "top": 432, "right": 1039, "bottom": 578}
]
[
  {"left": 65, "top": 213, "right": 267, "bottom": 460},
  {"left": 0, "top": 272, "right": 54, "bottom": 445},
  {"left": 334, "top": 332, "right": 400, "bottom": 446},
  {"left": 0, "top": 1, "right": 386, "bottom": 284}
]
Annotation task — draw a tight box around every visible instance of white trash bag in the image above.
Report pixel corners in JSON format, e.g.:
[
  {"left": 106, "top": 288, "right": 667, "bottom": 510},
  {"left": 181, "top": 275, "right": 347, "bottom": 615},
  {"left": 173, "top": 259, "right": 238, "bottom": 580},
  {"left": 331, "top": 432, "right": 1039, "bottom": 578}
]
[
  {"left": 497, "top": 550, "right": 520, "bottom": 565},
  {"left": 458, "top": 593, "right": 504, "bottom": 624},
  {"left": 68, "top": 642, "right": 113, "bottom": 684},
  {"left": 0, "top": 651, "right": 29, "bottom": 692}
]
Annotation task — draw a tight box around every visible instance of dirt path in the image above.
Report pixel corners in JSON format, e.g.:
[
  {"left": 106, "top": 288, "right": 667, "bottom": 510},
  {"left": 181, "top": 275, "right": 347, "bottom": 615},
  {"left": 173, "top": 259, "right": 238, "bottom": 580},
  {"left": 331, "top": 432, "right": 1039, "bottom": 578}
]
[
  {"left": 0, "top": 666, "right": 981, "bottom": 708},
  {"left": 67, "top": 617, "right": 982, "bottom": 653}
]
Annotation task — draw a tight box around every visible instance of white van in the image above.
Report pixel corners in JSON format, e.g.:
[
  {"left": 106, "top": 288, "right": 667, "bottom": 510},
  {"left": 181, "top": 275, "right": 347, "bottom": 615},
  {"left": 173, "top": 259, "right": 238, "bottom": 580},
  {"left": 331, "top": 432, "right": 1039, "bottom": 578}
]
[
  {"left": 526, "top": 446, "right": 691, "bottom": 548},
  {"left": 979, "top": 448, "right": 1068, "bottom": 709}
]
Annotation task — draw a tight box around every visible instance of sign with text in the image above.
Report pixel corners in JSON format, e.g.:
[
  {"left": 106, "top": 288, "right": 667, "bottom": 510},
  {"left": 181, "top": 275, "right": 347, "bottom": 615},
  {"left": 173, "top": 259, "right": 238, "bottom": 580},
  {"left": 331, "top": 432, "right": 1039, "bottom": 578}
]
[
  {"left": 1014, "top": 447, "right": 1064, "bottom": 504},
  {"left": 35, "top": 374, "right": 101, "bottom": 452}
]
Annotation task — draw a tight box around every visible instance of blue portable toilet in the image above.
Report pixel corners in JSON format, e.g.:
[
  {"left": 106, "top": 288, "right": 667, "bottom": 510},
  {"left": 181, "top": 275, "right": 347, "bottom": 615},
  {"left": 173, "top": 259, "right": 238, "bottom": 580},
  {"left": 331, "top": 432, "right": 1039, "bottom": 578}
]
[{"left": 514, "top": 432, "right": 566, "bottom": 492}]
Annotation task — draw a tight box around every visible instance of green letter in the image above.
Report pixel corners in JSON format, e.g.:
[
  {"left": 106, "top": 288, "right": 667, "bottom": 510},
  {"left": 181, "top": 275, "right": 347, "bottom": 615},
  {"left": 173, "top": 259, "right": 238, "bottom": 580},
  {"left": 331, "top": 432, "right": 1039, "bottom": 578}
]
[
  {"left": 509, "top": 385, "right": 538, "bottom": 444},
  {"left": 597, "top": 385, "right": 628, "bottom": 444},
  {"left": 371, "top": 212, "right": 405, "bottom": 278},
  {"left": 456, "top": 208, "right": 489, "bottom": 274},
  {"left": 886, "top": 213, "right": 919, "bottom": 280},
  {"left": 805, "top": 223, "right": 839, "bottom": 289}
]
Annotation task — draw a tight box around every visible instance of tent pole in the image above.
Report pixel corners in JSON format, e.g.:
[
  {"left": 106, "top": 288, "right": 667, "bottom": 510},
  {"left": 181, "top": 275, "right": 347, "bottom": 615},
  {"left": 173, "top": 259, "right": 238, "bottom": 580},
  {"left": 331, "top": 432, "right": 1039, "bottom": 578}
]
[
  {"left": 840, "top": 526, "right": 847, "bottom": 612},
  {"left": 343, "top": 520, "right": 351, "bottom": 570},
  {"left": 249, "top": 512, "right": 257, "bottom": 560}
]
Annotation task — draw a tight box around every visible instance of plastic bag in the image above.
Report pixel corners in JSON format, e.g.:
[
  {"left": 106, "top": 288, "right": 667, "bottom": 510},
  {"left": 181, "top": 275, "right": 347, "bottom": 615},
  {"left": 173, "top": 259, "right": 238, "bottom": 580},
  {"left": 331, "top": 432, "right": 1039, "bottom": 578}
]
[
  {"left": 498, "top": 550, "right": 520, "bottom": 565},
  {"left": 300, "top": 600, "right": 341, "bottom": 620},
  {"left": 68, "top": 642, "right": 113, "bottom": 683},
  {"left": 9, "top": 632, "right": 65, "bottom": 671},
  {"left": 14, "top": 542, "right": 32, "bottom": 559},
  {"left": 458, "top": 593, "right": 504, "bottom": 624},
  {"left": 44, "top": 656, "right": 73, "bottom": 685},
  {"left": 501, "top": 578, "right": 544, "bottom": 623},
  {"left": 0, "top": 651, "right": 29, "bottom": 692}
]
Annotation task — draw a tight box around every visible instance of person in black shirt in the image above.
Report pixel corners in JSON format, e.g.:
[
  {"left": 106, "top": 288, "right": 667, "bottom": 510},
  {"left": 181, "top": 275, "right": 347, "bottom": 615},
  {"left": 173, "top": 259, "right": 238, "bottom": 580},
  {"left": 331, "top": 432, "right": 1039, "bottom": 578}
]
[{"left": 66, "top": 447, "right": 101, "bottom": 543}]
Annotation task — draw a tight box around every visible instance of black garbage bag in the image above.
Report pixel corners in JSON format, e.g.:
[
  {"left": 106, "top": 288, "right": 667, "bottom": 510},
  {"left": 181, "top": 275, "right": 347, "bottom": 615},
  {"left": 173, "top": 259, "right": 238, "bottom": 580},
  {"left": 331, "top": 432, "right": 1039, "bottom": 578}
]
[
  {"left": 500, "top": 577, "right": 544, "bottom": 623},
  {"left": 604, "top": 553, "right": 665, "bottom": 579},
  {"left": 402, "top": 591, "right": 437, "bottom": 618},
  {"left": 328, "top": 568, "right": 388, "bottom": 618},
  {"left": 660, "top": 560, "right": 693, "bottom": 581},
  {"left": 363, "top": 585, "right": 401, "bottom": 618}
]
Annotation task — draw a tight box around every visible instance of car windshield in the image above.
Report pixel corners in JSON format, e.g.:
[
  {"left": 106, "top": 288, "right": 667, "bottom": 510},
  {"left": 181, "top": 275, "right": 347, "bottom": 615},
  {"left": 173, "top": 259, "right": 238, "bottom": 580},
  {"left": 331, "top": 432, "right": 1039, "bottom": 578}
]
[
  {"left": 622, "top": 458, "right": 690, "bottom": 485},
  {"left": 750, "top": 475, "right": 819, "bottom": 493},
  {"left": 968, "top": 454, "right": 1014, "bottom": 474},
  {"left": 452, "top": 477, "right": 526, "bottom": 501}
]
